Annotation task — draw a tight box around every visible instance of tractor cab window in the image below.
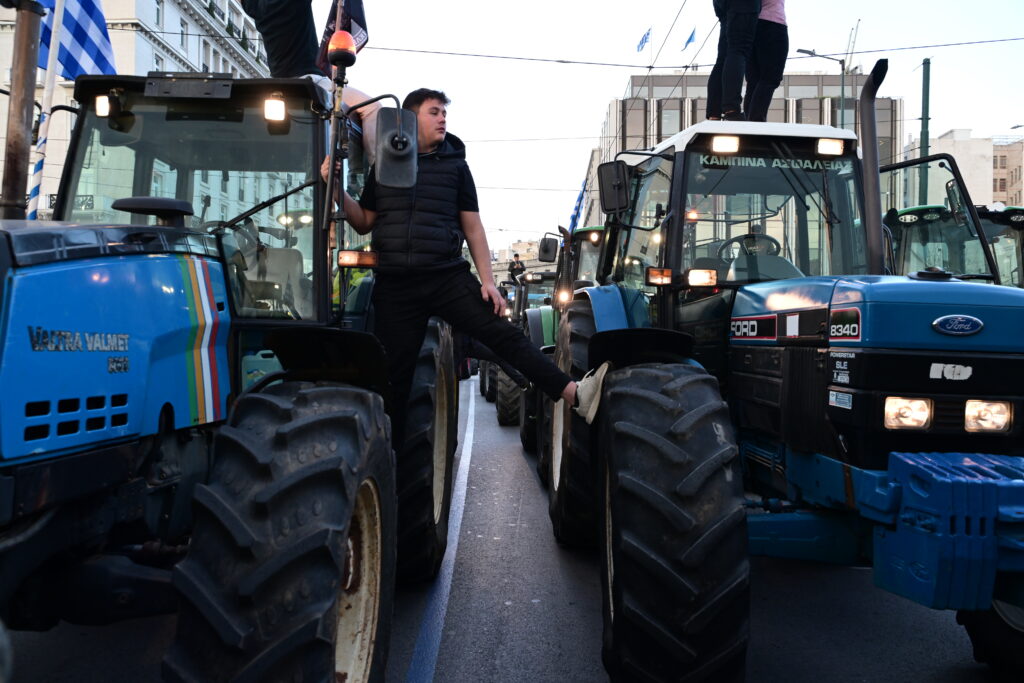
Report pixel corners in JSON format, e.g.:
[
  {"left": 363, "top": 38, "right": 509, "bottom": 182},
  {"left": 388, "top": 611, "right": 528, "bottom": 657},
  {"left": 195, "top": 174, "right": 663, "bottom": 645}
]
[
  {"left": 61, "top": 88, "right": 323, "bottom": 320},
  {"left": 573, "top": 228, "right": 604, "bottom": 286},
  {"left": 976, "top": 207, "right": 1024, "bottom": 287},
  {"left": 679, "top": 135, "right": 866, "bottom": 284},
  {"left": 613, "top": 156, "right": 670, "bottom": 294},
  {"left": 880, "top": 158, "right": 993, "bottom": 279}
]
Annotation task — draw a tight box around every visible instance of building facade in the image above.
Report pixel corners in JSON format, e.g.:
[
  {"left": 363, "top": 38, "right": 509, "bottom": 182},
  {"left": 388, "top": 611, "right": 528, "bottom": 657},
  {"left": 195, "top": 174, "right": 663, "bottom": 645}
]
[
  {"left": 0, "top": 0, "right": 269, "bottom": 217},
  {"left": 993, "top": 136, "right": 1024, "bottom": 207},
  {"left": 579, "top": 70, "right": 903, "bottom": 228}
]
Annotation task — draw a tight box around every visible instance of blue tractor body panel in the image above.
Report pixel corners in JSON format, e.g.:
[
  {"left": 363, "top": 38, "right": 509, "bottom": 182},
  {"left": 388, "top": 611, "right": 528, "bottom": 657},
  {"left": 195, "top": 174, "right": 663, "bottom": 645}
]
[
  {"left": 581, "top": 284, "right": 651, "bottom": 332},
  {"left": 0, "top": 252, "right": 231, "bottom": 464}
]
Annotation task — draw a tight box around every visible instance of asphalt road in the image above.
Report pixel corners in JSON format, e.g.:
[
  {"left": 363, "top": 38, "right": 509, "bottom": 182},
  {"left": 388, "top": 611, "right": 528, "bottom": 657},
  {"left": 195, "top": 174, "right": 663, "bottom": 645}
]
[{"left": 9, "top": 377, "right": 999, "bottom": 682}]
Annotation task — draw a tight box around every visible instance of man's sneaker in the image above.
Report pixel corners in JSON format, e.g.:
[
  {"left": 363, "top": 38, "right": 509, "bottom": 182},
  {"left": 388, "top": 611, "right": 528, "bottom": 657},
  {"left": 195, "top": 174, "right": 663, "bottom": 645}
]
[{"left": 574, "top": 362, "right": 611, "bottom": 425}]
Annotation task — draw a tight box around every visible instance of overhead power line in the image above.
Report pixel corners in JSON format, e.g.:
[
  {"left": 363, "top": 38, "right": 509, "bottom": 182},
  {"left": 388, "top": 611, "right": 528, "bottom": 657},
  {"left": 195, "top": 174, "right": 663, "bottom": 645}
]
[{"left": 100, "top": 25, "right": 1022, "bottom": 69}]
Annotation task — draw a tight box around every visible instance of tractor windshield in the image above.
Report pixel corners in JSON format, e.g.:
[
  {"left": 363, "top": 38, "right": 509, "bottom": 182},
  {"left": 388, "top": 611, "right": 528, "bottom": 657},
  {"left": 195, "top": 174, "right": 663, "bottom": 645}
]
[
  {"left": 60, "top": 87, "right": 322, "bottom": 319},
  {"left": 879, "top": 157, "right": 994, "bottom": 280},
  {"left": 678, "top": 135, "right": 867, "bottom": 284}
]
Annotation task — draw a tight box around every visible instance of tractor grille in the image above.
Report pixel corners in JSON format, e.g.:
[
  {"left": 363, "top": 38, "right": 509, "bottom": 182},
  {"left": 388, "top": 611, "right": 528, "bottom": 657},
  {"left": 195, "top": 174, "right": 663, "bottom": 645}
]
[{"left": 23, "top": 393, "right": 129, "bottom": 442}]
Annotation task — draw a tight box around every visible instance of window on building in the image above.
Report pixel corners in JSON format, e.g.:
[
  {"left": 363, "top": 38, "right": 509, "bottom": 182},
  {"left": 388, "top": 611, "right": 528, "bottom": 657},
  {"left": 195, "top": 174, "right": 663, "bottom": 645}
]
[
  {"left": 787, "top": 85, "right": 819, "bottom": 99},
  {"left": 993, "top": 157, "right": 999, "bottom": 170},
  {"left": 999, "top": 178, "right": 1007, "bottom": 192},
  {"left": 180, "top": 19, "right": 187, "bottom": 48},
  {"left": 1000, "top": 156, "right": 1007, "bottom": 169},
  {"left": 155, "top": 0, "right": 163, "bottom": 27},
  {"left": 154, "top": 55, "right": 163, "bottom": 72}
]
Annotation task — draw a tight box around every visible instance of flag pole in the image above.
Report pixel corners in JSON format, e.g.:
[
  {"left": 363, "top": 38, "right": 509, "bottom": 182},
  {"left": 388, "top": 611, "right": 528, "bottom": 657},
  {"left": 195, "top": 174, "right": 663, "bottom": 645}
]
[{"left": 27, "top": 0, "right": 65, "bottom": 220}]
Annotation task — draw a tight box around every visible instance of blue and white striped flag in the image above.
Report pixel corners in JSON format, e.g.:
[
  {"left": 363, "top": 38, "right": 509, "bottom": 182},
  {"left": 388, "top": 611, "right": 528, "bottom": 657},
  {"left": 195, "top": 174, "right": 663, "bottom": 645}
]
[
  {"left": 636, "top": 28, "right": 651, "bottom": 52},
  {"left": 568, "top": 179, "right": 586, "bottom": 232},
  {"left": 37, "top": 0, "right": 116, "bottom": 79}
]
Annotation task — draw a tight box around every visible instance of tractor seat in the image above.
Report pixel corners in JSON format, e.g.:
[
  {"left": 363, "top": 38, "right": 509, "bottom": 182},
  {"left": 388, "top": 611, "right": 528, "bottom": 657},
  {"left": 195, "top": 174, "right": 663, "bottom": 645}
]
[
  {"left": 727, "top": 253, "right": 804, "bottom": 281},
  {"left": 253, "top": 247, "right": 313, "bottom": 318}
]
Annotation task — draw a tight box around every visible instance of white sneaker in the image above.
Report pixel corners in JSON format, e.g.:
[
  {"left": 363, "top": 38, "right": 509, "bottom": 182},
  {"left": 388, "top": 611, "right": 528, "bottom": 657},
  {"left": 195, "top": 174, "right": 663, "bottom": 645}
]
[{"left": 574, "top": 361, "right": 611, "bottom": 425}]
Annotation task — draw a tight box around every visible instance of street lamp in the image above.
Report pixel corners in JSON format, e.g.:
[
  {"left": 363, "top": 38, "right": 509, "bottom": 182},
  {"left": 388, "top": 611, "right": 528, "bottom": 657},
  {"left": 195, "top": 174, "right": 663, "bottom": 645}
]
[{"left": 798, "top": 48, "right": 846, "bottom": 129}]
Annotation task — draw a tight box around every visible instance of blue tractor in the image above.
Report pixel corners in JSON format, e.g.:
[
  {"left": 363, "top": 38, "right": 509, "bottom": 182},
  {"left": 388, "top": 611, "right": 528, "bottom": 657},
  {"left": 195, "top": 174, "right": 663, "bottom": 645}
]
[
  {"left": 546, "top": 60, "right": 1024, "bottom": 681},
  {"left": 0, "top": 14, "right": 458, "bottom": 680}
]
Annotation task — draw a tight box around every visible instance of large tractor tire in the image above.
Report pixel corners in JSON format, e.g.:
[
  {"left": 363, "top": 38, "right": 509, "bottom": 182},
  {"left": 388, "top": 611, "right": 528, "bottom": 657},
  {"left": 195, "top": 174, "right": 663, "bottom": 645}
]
[
  {"left": 164, "top": 381, "right": 396, "bottom": 683},
  {"left": 494, "top": 369, "right": 520, "bottom": 426},
  {"left": 598, "top": 363, "right": 749, "bottom": 683},
  {"left": 518, "top": 384, "right": 538, "bottom": 454},
  {"left": 478, "top": 361, "right": 489, "bottom": 397},
  {"left": 485, "top": 361, "right": 498, "bottom": 403},
  {"left": 397, "top": 318, "right": 458, "bottom": 584},
  {"left": 547, "top": 299, "right": 598, "bottom": 547},
  {"left": 957, "top": 602, "right": 1024, "bottom": 679},
  {"left": 537, "top": 396, "right": 553, "bottom": 488}
]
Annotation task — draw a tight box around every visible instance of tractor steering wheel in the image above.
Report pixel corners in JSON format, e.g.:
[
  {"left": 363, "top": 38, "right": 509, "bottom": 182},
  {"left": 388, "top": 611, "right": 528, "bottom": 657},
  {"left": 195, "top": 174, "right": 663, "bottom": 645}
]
[{"left": 717, "top": 233, "right": 782, "bottom": 260}]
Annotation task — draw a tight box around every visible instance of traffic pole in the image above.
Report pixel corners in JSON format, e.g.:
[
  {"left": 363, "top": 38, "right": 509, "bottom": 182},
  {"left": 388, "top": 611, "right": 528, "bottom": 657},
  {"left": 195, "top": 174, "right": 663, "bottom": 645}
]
[{"left": 1, "top": 1, "right": 45, "bottom": 220}]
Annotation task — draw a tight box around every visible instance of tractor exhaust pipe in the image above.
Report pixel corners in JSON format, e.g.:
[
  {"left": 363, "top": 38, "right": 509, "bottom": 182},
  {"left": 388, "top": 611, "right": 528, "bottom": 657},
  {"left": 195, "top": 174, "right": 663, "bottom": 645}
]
[
  {"left": 0, "top": 1, "right": 45, "bottom": 220},
  {"left": 858, "top": 59, "right": 888, "bottom": 275}
]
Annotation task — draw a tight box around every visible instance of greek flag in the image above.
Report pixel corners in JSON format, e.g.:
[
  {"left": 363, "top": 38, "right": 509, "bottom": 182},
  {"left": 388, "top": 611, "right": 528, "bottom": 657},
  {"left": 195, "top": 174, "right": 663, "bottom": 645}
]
[
  {"left": 636, "top": 28, "right": 651, "bottom": 52},
  {"left": 36, "top": 0, "right": 116, "bottom": 79}
]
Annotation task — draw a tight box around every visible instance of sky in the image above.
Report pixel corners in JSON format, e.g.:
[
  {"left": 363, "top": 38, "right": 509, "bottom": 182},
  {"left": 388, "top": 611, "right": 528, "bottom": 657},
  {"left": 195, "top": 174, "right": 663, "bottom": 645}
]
[{"left": 311, "top": 0, "right": 1024, "bottom": 252}]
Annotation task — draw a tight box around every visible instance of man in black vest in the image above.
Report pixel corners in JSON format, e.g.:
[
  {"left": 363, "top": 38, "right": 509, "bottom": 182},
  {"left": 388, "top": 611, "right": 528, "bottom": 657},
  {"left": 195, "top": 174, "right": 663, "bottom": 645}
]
[{"left": 339, "top": 89, "right": 606, "bottom": 448}]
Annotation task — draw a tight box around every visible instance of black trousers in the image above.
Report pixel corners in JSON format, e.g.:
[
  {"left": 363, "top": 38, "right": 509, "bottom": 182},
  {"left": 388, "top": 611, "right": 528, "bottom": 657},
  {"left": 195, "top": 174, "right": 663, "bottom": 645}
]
[
  {"left": 373, "top": 263, "right": 572, "bottom": 447},
  {"left": 707, "top": 8, "right": 759, "bottom": 117},
  {"left": 743, "top": 19, "right": 788, "bottom": 122}
]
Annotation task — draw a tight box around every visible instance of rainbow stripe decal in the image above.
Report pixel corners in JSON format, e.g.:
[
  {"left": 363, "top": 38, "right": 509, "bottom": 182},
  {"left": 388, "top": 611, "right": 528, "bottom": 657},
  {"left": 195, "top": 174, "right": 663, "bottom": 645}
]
[{"left": 178, "top": 255, "right": 223, "bottom": 424}]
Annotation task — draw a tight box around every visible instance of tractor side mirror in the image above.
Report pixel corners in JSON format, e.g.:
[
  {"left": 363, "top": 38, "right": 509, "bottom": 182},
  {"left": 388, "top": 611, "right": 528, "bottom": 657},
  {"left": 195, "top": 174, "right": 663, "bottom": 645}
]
[
  {"left": 375, "top": 107, "right": 418, "bottom": 189},
  {"left": 598, "top": 160, "right": 630, "bottom": 214},
  {"left": 538, "top": 236, "right": 559, "bottom": 262}
]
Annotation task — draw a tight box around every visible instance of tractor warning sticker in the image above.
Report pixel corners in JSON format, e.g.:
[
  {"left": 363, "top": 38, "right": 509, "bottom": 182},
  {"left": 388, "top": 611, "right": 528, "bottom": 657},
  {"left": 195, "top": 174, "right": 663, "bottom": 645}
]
[
  {"left": 730, "top": 315, "right": 777, "bottom": 340},
  {"left": 828, "top": 391, "right": 853, "bottom": 410},
  {"left": 829, "top": 308, "right": 861, "bottom": 341}
]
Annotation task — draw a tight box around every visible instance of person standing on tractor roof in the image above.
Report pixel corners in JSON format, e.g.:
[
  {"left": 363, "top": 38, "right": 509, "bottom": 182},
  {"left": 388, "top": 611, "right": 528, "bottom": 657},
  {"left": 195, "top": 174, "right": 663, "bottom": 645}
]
[
  {"left": 742, "top": 0, "right": 788, "bottom": 122},
  {"left": 243, "top": 0, "right": 379, "bottom": 188},
  {"left": 328, "top": 89, "right": 607, "bottom": 449},
  {"left": 706, "top": 0, "right": 761, "bottom": 121},
  {"left": 508, "top": 253, "right": 526, "bottom": 281}
]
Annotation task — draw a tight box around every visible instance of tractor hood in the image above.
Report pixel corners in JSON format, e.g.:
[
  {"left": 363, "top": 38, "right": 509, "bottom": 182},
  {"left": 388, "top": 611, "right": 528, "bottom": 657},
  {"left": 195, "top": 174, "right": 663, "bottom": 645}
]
[{"left": 731, "top": 276, "right": 1024, "bottom": 353}]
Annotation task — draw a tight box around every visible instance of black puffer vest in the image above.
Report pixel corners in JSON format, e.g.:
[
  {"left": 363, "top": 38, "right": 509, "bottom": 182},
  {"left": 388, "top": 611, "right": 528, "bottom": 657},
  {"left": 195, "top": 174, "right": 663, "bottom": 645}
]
[{"left": 371, "top": 134, "right": 470, "bottom": 272}]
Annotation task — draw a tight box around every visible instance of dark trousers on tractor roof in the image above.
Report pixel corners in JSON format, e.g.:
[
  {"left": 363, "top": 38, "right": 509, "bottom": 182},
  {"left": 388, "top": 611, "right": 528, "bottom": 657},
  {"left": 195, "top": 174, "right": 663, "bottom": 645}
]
[{"left": 373, "top": 262, "right": 572, "bottom": 448}]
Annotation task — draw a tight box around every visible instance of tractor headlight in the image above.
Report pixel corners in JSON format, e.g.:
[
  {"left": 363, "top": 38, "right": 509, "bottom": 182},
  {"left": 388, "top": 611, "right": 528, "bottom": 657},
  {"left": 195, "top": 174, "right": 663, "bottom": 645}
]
[
  {"left": 964, "top": 401, "right": 1012, "bottom": 433},
  {"left": 557, "top": 290, "right": 571, "bottom": 303},
  {"left": 884, "top": 397, "right": 933, "bottom": 430}
]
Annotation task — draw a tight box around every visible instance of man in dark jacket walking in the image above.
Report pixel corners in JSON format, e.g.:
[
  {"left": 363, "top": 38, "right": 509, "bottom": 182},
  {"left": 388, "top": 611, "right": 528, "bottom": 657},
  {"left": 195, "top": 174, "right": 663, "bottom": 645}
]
[{"left": 340, "top": 89, "right": 605, "bottom": 448}]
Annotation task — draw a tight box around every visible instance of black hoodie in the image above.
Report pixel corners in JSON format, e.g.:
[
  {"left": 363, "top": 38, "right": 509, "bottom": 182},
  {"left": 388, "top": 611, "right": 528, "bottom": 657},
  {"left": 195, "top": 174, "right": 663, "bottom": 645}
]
[{"left": 362, "top": 133, "right": 479, "bottom": 272}]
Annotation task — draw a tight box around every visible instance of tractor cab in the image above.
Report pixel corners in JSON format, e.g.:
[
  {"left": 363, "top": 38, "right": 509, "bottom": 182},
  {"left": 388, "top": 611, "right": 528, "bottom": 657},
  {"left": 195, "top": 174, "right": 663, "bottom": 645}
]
[
  {"left": 551, "top": 224, "right": 605, "bottom": 308},
  {"left": 512, "top": 270, "right": 556, "bottom": 324},
  {"left": 878, "top": 156, "right": 996, "bottom": 281},
  {"left": 975, "top": 205, "right": 1024, "bottom": 287},
  {"left": 57, "top": 75, "right": 329, "bottom": 324}
]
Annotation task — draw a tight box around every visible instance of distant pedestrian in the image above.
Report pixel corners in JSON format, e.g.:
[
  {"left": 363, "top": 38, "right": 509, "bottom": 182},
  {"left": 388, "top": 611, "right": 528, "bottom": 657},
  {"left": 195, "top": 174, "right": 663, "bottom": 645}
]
[
  {"left": 706, "top": 0, "right": 761, "bottom": 121},
  {"left": 743, "top": 0, "right": 788, "bottom": 122},
  {"left": 508, "top": 253, "right": 526, "bottom": 281}
]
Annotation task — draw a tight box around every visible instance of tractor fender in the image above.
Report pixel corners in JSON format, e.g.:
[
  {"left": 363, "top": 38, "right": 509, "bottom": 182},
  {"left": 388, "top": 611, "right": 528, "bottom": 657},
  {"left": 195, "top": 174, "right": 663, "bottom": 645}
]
[
  {"left": 578, "top": 284, "right": 652, "bottom": 332},
  {"left": 258, "top": 327, "right": 390, "bottom": 407},
  {"left": 589, "top": 328, "right": 698, "bottom": 370}
]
